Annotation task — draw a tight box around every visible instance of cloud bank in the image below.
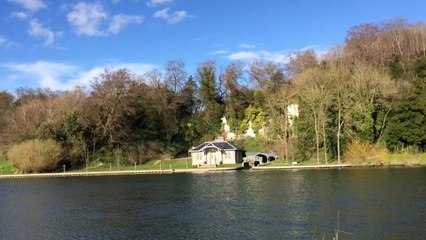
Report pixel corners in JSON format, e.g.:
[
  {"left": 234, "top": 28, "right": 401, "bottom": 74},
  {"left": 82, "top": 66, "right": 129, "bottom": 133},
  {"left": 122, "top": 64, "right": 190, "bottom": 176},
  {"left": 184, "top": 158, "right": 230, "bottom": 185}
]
[{"left": 4, "top": 61, "right": 156, "bottom": 91}]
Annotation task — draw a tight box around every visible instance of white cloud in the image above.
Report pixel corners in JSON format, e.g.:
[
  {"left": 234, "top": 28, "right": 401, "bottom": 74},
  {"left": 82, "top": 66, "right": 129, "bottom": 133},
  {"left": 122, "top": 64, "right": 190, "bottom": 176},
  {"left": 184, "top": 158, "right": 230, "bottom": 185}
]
[
  {"left": 227, "top": 51, "right": 261, "bottom": 61},
  {"left": 300, "top": 44, "right": 321, "bottom": 51},
  {"left": 146, "top": 0, "right": 174, "bottom": 7},
  {"left": 224, "top": 45, "right": 328, "bottom": 64},
  {"left": 111, "top": 0, "right": 121, "bottom": 4},
  {"left": 299, "top": 45, "right": 328, "bottom": 59},
  {"left": 4, "top": 61, "right": 156, "bottom": 91},
  {"left": 67, "top": 2, "right": 108, "bottom": 36},
  {"left": 4, "top": 61, "right": 78, "bottom": 90},
  {"left": 238, "top": 43, "right": 256, "bottom": 49},
  {"left": 226, "top": 50, "right": 291, "bottom": 63},
  {"left": 109, "top": 14, "right": 144, "bottom": 34},
  {"left": 10, "top": 11, "right": 28, "bottom": 20},
  {"left": 28, "top": 19, "right": 59, "bottom": 46},
  {"left": 0, "top": 34, "right": 20, "bottom": 48},
  {"left": 154, "top": 8, "right": 188, "bottom": 24},
  {"left": 67, "top": 2, "right": 143, "bottom": 36},
  {"left": 7, "top": 0, "right": 46, "bottom": 12},
  {"left": 208, "top": 50, "right": 229, "bottom": 55}
]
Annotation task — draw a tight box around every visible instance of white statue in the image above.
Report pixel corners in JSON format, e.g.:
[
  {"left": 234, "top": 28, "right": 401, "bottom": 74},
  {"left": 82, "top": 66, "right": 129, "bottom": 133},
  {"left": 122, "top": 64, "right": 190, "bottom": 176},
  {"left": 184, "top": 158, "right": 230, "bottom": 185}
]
[{"left": 245, "top": 121, "right": 256, "bottom": 138}]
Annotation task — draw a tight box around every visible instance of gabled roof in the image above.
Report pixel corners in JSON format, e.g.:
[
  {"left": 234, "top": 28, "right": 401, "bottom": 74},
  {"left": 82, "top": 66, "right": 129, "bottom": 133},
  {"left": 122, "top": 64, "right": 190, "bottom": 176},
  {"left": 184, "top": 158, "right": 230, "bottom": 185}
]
[{"left": 190, "top": 140, "right": 243, "bottom": 152}]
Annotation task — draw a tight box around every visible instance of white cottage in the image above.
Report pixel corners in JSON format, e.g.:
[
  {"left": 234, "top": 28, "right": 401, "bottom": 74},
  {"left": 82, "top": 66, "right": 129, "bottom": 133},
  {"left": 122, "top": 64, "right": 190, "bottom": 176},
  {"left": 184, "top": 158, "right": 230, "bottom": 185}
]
[{"left": 189, "top": 140, "right": 245, "bottom": 166}]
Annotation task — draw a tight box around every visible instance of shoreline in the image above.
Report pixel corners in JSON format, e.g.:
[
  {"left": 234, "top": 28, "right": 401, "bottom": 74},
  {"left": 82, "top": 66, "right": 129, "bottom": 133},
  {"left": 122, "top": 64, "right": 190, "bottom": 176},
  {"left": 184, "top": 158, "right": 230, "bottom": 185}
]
[
  {"left": 0, "top": 163, "right": 424, "bottom": 179},
  {"left": 0, "top": 167, "right": 243, "bottom": 179}
]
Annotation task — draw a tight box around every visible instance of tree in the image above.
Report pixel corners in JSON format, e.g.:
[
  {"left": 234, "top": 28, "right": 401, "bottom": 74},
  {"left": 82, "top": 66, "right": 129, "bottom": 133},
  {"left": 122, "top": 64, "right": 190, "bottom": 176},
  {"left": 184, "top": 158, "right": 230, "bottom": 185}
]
[
  {"left": 249, "top": 60, "right": 285, "bottom": 93},
  {"left": 165, "top": 59, "right": 187, "bottom": 93},
  {"left": 384, "top": 57, "right": 426, "bottom": 151},
  {"left": 0, "top": 91, "right": 14, "bottom": 143},
  {"left": 287, "top": 50, "right": 318, "bottom": 77},
  {"left": 268, "top": 82, "right": 297, "bottom": 163},
  {"left": 294, "top": 67, "right": 332, "bottom": 164},
  {"left": 222, "top": 62, "right": 252, "bottom": 131},
  {"left": 89, "top": 68, "right": 135, "bottom": 147},
  {"left": 347, "top": 63, "right": 396, "bottom": 142},
  {"left": 197, "top": 61, "right": 225, "bottom": 137}
]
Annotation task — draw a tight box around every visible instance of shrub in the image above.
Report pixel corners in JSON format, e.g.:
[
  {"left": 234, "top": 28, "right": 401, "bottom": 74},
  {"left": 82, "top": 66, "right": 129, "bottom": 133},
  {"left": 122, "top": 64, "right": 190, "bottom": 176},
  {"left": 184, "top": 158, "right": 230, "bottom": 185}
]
[
  {"left": 7, "top": 139, "right": 63, "bottom": 173},
  {"left": 345, "top": 140, "right": 388, "bottom": 164}
]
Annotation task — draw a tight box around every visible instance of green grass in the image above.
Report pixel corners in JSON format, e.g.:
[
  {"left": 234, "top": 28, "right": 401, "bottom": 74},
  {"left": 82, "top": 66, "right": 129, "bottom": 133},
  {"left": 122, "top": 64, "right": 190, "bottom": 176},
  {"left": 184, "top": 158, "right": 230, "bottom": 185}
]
[
  {"left": 383, "top": 152, "right": 426, "bottom": 165},
  {"left": 71, "top": 158, "right": 243, "bottom": 173},
  {"left": 260, "top": 152, "right": 426, "bottom": 167},
  {"left": 72, "top": 158, "right": 197, "bottom": 172},
  {"left": 218, "top": 163, "right": 242, "bottom": 168},
  {"left": 234, "top": 138, "right": 266, "bottom": 152},
  {"left": 262, "top": 158, "right": 337, "bottom": 166},
  {"left": 0, "top": 156, "right": 15, "bottom": 174}
]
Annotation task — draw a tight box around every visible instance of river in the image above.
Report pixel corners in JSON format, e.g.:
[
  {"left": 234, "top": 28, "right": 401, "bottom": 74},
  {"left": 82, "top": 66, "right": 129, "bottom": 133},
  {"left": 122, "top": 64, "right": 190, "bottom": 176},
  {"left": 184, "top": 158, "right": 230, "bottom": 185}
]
[{"left": 0, "top": 168, "right": 425, "bottom": 239}]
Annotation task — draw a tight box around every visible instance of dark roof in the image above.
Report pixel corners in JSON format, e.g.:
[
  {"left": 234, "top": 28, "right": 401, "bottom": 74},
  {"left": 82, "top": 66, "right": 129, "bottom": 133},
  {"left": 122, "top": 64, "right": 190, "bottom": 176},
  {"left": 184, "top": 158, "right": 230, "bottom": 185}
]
[
  {"left": 246, "top": 152, "right": 278, "bottom": 158},
  {"left": 190, "top": 140, "right": 243, "bottom": 152},
  {"left": 191, "top": 142, "right": 209, "bottom": 151}
]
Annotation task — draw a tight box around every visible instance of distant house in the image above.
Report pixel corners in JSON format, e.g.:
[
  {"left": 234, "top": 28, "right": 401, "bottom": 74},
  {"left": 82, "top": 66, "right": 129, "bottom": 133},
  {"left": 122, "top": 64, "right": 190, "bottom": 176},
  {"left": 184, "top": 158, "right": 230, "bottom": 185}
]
[{"left": 189, "top": 140, "right": 245, "bottom": 166}]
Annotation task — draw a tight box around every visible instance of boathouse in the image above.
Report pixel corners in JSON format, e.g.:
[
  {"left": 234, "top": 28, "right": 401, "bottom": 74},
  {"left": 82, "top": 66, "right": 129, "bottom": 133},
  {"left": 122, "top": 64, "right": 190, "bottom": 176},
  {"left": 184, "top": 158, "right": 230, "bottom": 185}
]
[
  {"left": 189, "top": 140, "right": 245, "bottom": 166},
  {"left": 244, "top": 152, "right": 279, "bottom": 166}
]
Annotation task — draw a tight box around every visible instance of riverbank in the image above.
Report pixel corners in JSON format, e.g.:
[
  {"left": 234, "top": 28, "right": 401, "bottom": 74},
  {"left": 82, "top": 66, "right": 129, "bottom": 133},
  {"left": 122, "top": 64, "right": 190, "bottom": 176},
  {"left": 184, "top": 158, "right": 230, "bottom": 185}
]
[
  {"left": 2, "top": 162, "right": 425, "bottom": 179},
  {"left": 252, "top": 162, "right": 425, "bottom": 171},
  {"left": 0, "top": 166, "right": 243, "bottom": 179}
]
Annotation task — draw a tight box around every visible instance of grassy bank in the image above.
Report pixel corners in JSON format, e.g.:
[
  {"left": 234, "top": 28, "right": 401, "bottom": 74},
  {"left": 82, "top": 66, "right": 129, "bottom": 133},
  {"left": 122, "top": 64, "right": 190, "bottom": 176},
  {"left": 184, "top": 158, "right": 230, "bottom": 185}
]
[
  {"left": 1, "top": 153, "right": 425, "bottom": 175},
  {"left": 0, "top": 157, "right": 15, "bottom": 174},
  {"left": 71, "top": 158, "right": 241, "bottom": 173},
  {"left": 72, "top": 158, "right": 196, "bottom": 172},
  {"left": 263, "top": 152, "right": 426, "bottom": 166}
]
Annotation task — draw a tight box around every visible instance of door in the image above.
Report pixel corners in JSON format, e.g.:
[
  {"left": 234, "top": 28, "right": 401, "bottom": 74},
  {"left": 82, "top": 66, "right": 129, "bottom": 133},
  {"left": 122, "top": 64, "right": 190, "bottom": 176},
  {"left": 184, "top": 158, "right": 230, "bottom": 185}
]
[{"left": 207, "top": 148, "right": 217, "bottom": 166}]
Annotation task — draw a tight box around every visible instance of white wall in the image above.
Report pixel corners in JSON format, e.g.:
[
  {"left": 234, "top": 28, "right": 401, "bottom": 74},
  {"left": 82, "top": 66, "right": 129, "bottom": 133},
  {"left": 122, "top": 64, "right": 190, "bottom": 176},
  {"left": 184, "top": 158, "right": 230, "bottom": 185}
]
[{"left": 192, "top": 149, "right": 242, "bottom": 165}]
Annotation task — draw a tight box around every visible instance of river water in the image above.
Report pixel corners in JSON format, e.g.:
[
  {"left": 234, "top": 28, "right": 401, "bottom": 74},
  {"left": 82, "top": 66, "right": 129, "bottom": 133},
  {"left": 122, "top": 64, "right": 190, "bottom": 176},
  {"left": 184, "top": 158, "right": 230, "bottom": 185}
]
[{"left": 0, "top": 168, "right": 425, "bottom": 239}]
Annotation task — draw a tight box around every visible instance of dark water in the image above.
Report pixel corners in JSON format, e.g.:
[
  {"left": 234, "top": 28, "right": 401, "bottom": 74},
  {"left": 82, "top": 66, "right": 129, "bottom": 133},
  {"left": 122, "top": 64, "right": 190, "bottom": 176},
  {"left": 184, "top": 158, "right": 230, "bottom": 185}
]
[{"left": 0, "top": 168, "right": 425, "bottom": 240}]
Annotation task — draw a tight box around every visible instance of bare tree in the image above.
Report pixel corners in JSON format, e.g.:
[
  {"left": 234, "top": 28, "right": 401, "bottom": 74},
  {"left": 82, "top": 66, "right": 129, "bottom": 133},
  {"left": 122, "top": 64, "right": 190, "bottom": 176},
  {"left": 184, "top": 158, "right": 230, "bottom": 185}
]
[
  {"left": 287, "top": 50, "right": 318, "bottom": 77},
  {"left": 165, "top": 60, "right": 187, "bottom": 92},
  {"left": 249, "top": 60, "right": 285, "bottom": 93},
  {"left": 89, "top": 68, "right": 135, "bottom": 147}
]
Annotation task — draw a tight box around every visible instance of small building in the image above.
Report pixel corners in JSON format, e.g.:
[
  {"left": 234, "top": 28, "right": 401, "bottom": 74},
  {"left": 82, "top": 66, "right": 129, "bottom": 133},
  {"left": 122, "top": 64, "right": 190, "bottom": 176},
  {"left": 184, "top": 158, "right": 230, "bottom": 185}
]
[
  {"left": 189, "top": 140, "right": 245, "bottom": 166},
  {"left": 244, "top": 152, "right": 279, "bottom": 166}
]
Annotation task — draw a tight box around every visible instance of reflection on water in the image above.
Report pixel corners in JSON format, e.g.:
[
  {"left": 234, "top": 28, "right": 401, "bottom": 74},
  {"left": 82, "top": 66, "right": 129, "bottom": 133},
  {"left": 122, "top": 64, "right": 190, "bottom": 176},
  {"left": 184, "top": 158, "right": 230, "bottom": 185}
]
[{"left": 0, "top": 168, "right": 425, "bottom": 239}]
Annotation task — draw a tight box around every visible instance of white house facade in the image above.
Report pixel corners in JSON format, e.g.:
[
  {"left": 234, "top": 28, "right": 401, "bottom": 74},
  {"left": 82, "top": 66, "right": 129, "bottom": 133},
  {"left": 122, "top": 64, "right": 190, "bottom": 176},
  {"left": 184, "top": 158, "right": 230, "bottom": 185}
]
[{"left": 189, "top": 140, "right": 245, "bottom": 166}]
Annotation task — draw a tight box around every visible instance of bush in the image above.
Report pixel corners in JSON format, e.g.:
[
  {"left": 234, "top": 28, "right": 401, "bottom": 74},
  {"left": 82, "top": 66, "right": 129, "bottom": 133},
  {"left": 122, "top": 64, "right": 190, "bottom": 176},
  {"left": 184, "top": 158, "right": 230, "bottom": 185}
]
[
  {"left": 346, "top": 140, "right": 388, "bottom": 164},
  {"left": 7, "top": 139, "right": 63, "bottom": 173}
]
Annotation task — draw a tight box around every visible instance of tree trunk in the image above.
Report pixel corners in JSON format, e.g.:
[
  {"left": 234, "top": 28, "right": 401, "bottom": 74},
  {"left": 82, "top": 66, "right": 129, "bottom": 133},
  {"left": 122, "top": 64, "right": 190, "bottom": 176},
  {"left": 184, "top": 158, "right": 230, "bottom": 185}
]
[
  {"left": 322, "top": 120, "right": 328, "bottom": 164},
  {"left": 284, "top": 111, "right": 289, "bottom": 164},
  {"left": 337, "top": 107, "right": 342, "bottom": 164},
  {"left": 313, "top": 110, "right": 320, "bottom": 164}
]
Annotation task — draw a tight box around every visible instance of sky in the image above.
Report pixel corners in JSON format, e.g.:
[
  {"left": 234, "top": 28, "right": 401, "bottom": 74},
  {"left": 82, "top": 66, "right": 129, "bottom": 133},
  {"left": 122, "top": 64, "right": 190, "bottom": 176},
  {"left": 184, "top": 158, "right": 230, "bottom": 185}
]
[{"left": 0, "top": 0, "right": 425, "bottom": 91}]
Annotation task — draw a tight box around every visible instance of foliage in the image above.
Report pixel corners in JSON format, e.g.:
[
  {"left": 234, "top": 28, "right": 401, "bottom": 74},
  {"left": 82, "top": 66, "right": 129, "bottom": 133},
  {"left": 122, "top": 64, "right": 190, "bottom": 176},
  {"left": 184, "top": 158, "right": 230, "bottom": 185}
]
[
  {"left": 345, "top": 140, "right": 388, "bottom": 164},
  {"left": 384, "top": 79, "right": 426, "bottom": 151},
  {"left": 235, "top": 138, "right": 267, "bottom": 152},
  {"left": 7, "top": 139, "right": 63, "bottom": 173},
  {"left": 197, "top": 61, "right": 225, "bottom": 136},
  {"left": 240, "top": 106, "right": 265, "bottom": 133},
  {"left": 0, "top": 156, "right": 15, "bottom": 174}
]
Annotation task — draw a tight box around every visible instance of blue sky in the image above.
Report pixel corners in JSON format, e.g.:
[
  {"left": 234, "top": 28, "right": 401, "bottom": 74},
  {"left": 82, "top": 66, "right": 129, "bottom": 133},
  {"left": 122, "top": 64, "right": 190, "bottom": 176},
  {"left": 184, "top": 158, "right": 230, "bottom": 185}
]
[{"left": 0, "top": 0, "right": 425, "bottom": 91}]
